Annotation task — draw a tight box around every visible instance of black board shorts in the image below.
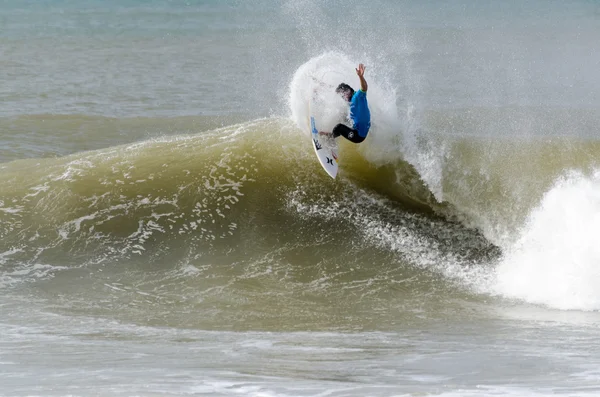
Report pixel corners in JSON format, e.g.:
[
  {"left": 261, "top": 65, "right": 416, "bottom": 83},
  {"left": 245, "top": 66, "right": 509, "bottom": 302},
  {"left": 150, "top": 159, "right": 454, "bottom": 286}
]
[{"left": 332, "top": 123, "right": 366, "bottom": 144}]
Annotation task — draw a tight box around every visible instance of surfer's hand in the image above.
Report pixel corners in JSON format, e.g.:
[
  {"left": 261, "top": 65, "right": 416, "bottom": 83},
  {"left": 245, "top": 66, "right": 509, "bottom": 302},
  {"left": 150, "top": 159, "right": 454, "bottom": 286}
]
[
  {"left": 355, "top": 64, "right": 366, "bottom": 77},
  {"left": 356, "top": 64, "right": 368, "bottom": 92}
]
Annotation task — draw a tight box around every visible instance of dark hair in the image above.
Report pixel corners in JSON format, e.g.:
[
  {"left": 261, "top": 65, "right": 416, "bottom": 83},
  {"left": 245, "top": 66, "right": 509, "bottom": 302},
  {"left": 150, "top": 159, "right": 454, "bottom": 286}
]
[{"left": 336, "top": 83, "right": 354, "bottom": 102}]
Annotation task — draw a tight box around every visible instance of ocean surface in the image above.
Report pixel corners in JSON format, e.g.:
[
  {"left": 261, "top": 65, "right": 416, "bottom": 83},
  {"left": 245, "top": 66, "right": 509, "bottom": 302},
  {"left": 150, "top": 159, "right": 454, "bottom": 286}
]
[{"left": 2, "top": 0, "right": 600, "bottom": 395}]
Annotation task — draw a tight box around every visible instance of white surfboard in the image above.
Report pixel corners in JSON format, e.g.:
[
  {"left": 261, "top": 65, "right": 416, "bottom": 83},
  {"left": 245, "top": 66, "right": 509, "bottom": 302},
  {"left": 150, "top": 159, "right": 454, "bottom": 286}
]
[{"left": 308, "top": 113, "right": 339, "bottom": 179}]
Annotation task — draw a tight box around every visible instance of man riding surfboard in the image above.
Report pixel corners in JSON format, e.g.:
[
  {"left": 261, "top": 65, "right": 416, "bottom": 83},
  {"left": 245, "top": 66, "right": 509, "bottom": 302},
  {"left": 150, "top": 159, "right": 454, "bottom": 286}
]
[{"left": 320, "top": 63, "right": 371, "bottom": 143}]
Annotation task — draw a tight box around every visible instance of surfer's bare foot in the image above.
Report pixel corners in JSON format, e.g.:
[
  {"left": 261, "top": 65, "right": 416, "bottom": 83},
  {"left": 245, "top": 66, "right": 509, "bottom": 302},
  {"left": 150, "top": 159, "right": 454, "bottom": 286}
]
[{"left": 319, "top": 131, "right": 332, "bottom": 136}]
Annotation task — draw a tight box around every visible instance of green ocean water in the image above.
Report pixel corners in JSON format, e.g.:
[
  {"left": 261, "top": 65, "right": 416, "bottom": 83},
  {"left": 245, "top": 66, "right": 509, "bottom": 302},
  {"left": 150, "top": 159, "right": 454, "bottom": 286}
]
[{"left": 3, "top": 1, "right": 600, "bottom": 396}]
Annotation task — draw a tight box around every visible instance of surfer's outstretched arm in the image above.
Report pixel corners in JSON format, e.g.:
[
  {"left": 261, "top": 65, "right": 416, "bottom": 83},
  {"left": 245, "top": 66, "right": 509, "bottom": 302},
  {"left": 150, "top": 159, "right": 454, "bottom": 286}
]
[{"left": 356, "top": 64, "right": 368, "bottom": 92}]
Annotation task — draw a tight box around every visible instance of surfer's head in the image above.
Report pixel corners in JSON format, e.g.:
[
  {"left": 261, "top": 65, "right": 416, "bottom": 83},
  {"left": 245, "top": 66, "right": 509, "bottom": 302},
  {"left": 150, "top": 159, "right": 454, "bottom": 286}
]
[{"left": 336, "top": 83, "right": 354, "bottom": 102}]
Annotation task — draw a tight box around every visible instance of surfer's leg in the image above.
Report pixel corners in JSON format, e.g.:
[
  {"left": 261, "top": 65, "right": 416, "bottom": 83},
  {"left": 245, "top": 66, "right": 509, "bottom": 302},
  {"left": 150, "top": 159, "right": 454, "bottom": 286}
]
[{"left": 332, "top": 124, "right": 365, "bottom": 143}]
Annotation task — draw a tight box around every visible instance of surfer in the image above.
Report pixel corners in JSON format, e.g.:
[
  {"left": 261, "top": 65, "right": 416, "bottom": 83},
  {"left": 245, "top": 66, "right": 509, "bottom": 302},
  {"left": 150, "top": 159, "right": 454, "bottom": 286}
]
[{"left": 320, "top": 63, "right": 371, "bottom": 143}]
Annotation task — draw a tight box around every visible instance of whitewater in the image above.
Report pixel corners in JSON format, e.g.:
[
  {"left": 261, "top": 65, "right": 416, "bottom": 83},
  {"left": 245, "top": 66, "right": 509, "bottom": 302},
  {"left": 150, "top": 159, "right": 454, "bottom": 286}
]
[{"left": 2, "top": 0, "right": 600, "bottom": 396}]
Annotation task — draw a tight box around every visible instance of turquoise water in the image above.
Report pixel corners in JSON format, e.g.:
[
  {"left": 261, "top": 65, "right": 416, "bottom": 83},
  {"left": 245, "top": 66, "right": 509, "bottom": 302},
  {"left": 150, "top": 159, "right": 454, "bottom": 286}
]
[{"left": 2, "top": 1, "right": 600, "bottom": 396}]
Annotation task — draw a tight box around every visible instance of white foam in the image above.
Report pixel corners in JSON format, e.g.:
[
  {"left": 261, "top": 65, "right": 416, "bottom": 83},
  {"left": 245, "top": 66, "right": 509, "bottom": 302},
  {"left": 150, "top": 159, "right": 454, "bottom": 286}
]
[
  {"left": 493, "top": 171, "right": 600, "bottom": 311},
  {"left": 432, "top": 386, "right": 592, "bottom": 397},
  {"left": 289, "top": 52, "right": 352, "bottom": 134},
  {"left": 0, "top": 206, "right": 23, "bottom": 214},
  {"left": 23, "top": 183, "right": 50, "bottom": 199},
  {"left": 0, "top": 248, "right": 23, "bottom": 265},
  {"left": 50, "top": 159, "right": 94, "bottom": 182},
  {"left": 287, "top": 184, "right": 491, "bottom": 290},
  {"left": 0, "top": 263, "right": 68, "bottom": 287}
]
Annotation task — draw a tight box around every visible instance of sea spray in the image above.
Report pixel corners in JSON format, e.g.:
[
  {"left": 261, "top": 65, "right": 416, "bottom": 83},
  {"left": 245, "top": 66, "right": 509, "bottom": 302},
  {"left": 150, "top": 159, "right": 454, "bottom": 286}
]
[{"left": 493, "top": 170, "right": 600, "bottom": 311}]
